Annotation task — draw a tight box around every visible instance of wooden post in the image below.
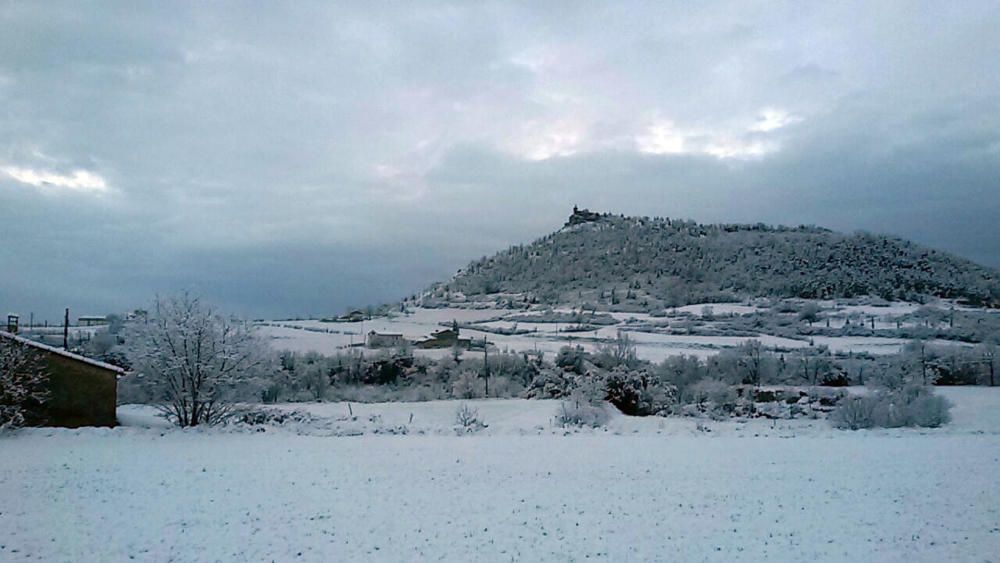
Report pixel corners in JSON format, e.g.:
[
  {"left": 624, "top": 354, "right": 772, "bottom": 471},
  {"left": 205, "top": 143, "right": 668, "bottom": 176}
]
[
  {"left": 483, "top": 336, "right": 490, "bottom": 398},
  {"left": 920, "top": 342, "right": 927, "bottom": 385},
  {"left": 63, "top": 308, "right": 69, "bottom": 350},
  {"left": 988, "top": 352, "right": 996, "bottom": 387}
]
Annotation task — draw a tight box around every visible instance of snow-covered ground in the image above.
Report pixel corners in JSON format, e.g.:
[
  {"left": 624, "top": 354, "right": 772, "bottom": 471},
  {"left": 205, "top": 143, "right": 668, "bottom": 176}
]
[
  {"left": 258, "top": 302, "right": 981, "bottom": 362},
  {"left": 1, "top": 387, "right": 999, "bottom": 561}
]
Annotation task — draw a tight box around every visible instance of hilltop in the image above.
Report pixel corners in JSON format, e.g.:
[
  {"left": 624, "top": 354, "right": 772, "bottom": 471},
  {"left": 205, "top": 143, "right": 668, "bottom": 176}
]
[{"left": 431, "top": 209, "right": 1000, "bottom": 310}]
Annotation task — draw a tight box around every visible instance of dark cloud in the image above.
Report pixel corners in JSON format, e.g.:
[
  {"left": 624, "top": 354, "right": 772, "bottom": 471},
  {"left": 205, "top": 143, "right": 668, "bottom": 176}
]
[{"left": 2, "top": 1, "right": 999, "bottom": 320}]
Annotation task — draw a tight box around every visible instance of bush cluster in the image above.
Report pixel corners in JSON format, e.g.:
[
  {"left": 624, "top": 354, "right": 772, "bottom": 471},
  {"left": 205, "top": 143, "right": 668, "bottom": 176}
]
[{"left": 830, "top": 385, "right": 952, "bottom": 430}]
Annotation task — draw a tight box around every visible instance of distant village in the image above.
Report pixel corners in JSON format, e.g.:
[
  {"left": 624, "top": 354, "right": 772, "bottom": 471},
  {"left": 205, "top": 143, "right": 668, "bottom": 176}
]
[{"left": 343, "top": 316, "right": 478, "bottom": 351}]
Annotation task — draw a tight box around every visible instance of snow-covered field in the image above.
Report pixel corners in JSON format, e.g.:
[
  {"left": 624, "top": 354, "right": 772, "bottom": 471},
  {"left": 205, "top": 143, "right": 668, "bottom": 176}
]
[
  {"left": 258, "top": 302, "right": 978, "bottom": 362},
  {"left": 2, "top": 387, "right": 999, "bottom": 561}
]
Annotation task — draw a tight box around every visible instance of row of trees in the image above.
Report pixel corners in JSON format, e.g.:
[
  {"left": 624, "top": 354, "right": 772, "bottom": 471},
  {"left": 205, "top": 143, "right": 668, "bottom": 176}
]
[
  {"left": 9, "top": 293, "right": 990, "bottom": 430},
  {"left": 118, "top": 297, "right": 996, "bottom": 427}
]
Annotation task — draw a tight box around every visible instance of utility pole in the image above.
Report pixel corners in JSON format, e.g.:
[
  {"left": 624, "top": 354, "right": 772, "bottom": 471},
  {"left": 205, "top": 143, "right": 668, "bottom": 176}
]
[
  {"left": 987, "top": 349, "right": 996, "bottom": 387},
  {"left": 920, "top": 341, "right": 927, "bottom": 385},
  {"left": 63, "top": 308, "right": 70, "bottom": 350},
  {"left": 482, "top": 336, "right": 490, "bottom": 398}
]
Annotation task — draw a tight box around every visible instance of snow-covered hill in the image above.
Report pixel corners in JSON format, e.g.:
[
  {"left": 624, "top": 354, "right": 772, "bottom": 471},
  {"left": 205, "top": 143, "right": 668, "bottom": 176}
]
[{"left": 437, "top": 210, "right": 1000, "bottom": 308}]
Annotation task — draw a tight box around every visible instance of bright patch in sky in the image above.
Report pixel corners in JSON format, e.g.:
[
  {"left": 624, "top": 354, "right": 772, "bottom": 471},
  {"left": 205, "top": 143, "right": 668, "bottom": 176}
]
[
  {"left": 517, "top": 119, "right": 588, "bottom": 161},
  {"left": 704, "top": 139, "right": 776, "bottom": 159},
  {"left": 636, "top": 116, "right": 781, "bottom": 160},
  {"left": 751, "top": 108, "right": 801, "bottom": 133},
  {"left": 2, "top": 166, "right": 108, "bottom": 193},
  {"left": 635, "top": 121, "right": 687, "bottom": 155}
]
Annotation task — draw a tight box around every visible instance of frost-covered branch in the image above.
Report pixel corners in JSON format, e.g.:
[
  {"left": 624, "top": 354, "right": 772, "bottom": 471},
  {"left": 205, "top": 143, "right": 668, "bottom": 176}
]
[{"left": 0, "top": 338, "right": 50, "bottom": 430}]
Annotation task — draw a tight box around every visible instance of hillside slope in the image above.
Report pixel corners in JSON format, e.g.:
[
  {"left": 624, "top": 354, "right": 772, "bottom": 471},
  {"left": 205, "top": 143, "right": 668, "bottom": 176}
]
[{"left": 436, "top": 209, "right": 1000, "bottom": 309}]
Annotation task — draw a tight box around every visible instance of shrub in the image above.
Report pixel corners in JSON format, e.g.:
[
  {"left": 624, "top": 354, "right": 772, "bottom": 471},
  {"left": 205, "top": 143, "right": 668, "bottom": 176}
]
[
  {"left": 820, "top": 370, "right": 851, "bottom": 387},
  {"left": 798, "top": 303, "right": 821, "bottom": 324},
  {"left": 233, "top": 407, "right": 316, "bottom": 426},
  {"left": 523, "top": 369, "right": 574, "bottom": 399},
  {"left": 557, "top": 378, "right": 611, "bottom": 427},
  {"left": 830, "top": 385, "right": 952, "bottom": 430},
  {"left": 829, "top": 395, "right": 879, "bottom": 430},
  {"left": 555, "top": 346, "right": 587, "bottom": 374},
  {"left": 454, "top": 403, "right": 484, "bottom": 430},
  {"left": 688, "top": 378, "right": 737, "bottom": 408},
  {"left": 904, "top": 390, "right": 952, "bottom": 428},
  {"left": 557, "top": 400, "right": 610, "bottom": 427},
  {"left": 0, "top": 338, "right": 50, "bottom": 430},
  {"left": 451, "top": 370, "right": 481, "bottom": 399},
  {"left": 605, "top": 368, "right": 675, "bottom": 416},
  {"left": 594, "top": 331, "right": 638, "bottom": 369}
]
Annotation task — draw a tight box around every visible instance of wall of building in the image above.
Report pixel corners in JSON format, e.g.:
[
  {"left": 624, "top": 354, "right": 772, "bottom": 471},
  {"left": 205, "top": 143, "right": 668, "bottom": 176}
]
[
  {"left": 367, "top": 333, "right": 406, "bottom": 348},
  {"left": 38, "top": 353, "right": 118, "bottom": 427}
]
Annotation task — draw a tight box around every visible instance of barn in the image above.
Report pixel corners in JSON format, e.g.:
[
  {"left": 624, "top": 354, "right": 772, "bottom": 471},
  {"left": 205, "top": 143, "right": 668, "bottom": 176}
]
[
  {"left": 366, "top": 331, "right": 407, "bottom": 348},
  {"left": 1, "top": 330, "right": 122, "bottom": 427},
  {"left": 415, "top": 328, "right": 472, "bottom": 349}
]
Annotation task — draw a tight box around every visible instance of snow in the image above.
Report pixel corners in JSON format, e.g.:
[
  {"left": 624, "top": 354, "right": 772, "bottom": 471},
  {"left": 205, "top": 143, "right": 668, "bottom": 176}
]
[
  {"left": 806, "top": 335, "right": 971, "bottom": 355},
  {"left": 0, "top": 330, "right": 126, "bottom": 374},
  {"left": 260, "top": 303, "right": 990, "bottom": 364},
  {"left": 814, "top": 300, "right": 925, "bottom": 317},
  {"left": 2, "top": 387, "right": 999, "bottom": 561},
  {"left": 671, "top": 302, "right": 766, "bottom": 316}
]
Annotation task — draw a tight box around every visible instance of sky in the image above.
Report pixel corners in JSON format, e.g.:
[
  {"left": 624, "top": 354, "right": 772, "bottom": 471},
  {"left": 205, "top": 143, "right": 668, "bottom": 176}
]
[{"left": 2, "top": 1, "right": 999, "bottom": 321}]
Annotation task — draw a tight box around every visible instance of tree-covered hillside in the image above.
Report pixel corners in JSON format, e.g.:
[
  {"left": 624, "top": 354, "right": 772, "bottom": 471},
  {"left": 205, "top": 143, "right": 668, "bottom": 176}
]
[{"left": 436, "top": 210, "right": 1000, "bottom": 309}]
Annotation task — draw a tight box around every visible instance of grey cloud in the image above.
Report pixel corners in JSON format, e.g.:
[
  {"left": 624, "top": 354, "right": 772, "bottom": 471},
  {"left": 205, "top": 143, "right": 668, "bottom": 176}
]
[{"left": 2, "top": 1, "right": 998, "bottom": 320}]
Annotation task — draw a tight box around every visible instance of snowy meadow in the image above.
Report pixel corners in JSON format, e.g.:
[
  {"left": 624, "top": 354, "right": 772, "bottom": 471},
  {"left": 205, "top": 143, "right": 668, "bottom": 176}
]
[{"left": 2, "top": 387, "right": 999, "bottom": 562}]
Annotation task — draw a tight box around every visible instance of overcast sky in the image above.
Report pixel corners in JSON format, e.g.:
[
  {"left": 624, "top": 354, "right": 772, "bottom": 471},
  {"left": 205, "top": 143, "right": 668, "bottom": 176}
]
[{"left": 2, "top": 1, "right": 999, "bottom": 320}]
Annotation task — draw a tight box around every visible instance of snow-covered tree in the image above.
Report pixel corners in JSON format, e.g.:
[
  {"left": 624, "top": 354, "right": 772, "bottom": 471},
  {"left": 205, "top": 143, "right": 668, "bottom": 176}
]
[
  {"left": 596, "top": 330, "right": 637, "bottom": 368},
  {"left": 451, "top": 370, "right": 480, "bottom": 399},
  {"left": 124, "top": 294, "right": 269, "bottom": 427},
  {"left": 797, "top": 302, "right": 821, "bottom": 324},
  {"left": 0, "top": 337, "right": 49, "bottom": 430},
  {"left": 977, "top": 342, "right": 996, "bottom": 387}
]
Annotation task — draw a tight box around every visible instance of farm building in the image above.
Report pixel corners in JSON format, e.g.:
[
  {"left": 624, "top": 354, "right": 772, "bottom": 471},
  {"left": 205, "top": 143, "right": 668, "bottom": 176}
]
[
  {"left": 415, "top": 328, "right": 472, "bottom": 349},
  {"left": 338, "top": 310, "right": 366, "bottom": 322},
  {"left": 1, "top": 330, "right": 122, "bottom": 427},
  {"left": 366, "top": 331, "right": 407, "bottom": 348},
  {"left": 78, "top": 315, "right": 109, "bottom": 326}
]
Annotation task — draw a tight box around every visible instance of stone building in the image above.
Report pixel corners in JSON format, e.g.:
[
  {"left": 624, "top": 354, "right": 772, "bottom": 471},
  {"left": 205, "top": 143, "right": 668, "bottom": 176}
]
[{"left": 1, "top": 330, "right": 122, "bottom": 427}]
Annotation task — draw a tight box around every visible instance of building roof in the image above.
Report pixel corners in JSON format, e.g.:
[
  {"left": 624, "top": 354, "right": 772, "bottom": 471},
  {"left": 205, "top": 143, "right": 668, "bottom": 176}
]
[{"left": 0, "top": 330, "right": 126, "bottom": 374}]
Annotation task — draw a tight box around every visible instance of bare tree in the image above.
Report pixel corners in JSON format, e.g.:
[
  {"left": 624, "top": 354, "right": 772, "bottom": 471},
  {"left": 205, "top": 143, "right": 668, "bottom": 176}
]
[
  {"left": 124, "top": 294, "right": 269, "bottom": 427},
  {"left": 739, "top": 340, "right": 764, "bottom": 387},
  {"left": 980, "top": 342, "right": 996, "bottom": 387},
  {"left": 0, "top": 337, "right": 49, "bottom": 430},
  {"left": 797, "top": 302, "right": 821, "bottom": 325},
  {"left": 599, "top": 330, "right": 637, "bottom": 368}
]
